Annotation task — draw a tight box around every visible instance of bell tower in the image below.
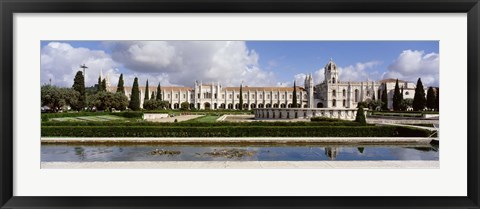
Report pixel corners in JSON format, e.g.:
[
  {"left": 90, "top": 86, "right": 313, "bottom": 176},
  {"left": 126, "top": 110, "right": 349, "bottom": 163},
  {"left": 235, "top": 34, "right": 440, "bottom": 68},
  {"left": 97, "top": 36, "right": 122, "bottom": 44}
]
[{"left": 324, "top": 58, "right": 339, "bottom": 84}]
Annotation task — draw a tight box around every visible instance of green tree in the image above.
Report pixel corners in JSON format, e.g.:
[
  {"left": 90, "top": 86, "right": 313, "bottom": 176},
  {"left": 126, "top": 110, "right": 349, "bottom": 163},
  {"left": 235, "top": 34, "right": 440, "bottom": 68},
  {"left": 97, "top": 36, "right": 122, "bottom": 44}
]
[
  {"left": 156, "top": 83, "right": 162, "bottom": 101},
  {"left": 381, "top": 83, "right": 388, "bottom": 110},
  {"left": 116, "top": 73, "right": 125, "bottom": 94},
  {"left": 181, "top": 102, "right": 189, "bottom": 110},
  {"left": 150, "top": 91, "right": 156, "bottom": 100},
  {"left": 144, "top": 79, "right": 149, "bottom": 103},
  {"left": 403, "top": 98, "right": 414, "bottom": 110},
  {"left": 292, "top": 80, "right": 298, "bottom": 108},
  {"left": 426, "top": 87, "right": 436, "bottom": 110},
  {"left": 113, "top": 92, "right": 129, "bottom": 111},
  {"left": 392, "top": 79, "right": 402, "bottom": 111},
  {"left": 128, "top": 77, "right": 141, "bottom": 111},
  {"left": 101, "top": 79, "right": 107, "bottom": 92},
  {"left": 97, "top": 76, "right": 102, "bottom": 92},
  {"left": 143, "top": 99, "right": 158, "bottom": 110},
  {"left": 41, "top": 85, "right": 79, "bottom": 112},
  {"left": 435, "top": 88, "right": 439, "bottom": 111},
  {"left": 71, "top": 71, "right": 86, "bottom": 111},
  {"left": 355, "top": 104, "right": 367, "bottom": 125},
  {"left": 239, "top": 83, "right": 243, "bottom": 110},
  {"left": 413, "top": 78, "right": 427, "bottom": 111}
]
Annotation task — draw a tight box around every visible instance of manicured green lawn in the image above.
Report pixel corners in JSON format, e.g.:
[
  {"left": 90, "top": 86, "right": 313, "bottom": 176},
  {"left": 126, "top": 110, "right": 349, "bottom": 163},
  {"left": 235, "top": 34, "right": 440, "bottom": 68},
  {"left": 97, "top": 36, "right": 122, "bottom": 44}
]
[
  {"left": 185, "top": 115, "right": 221, "bottom": 123},
  {"left": 51, "top": 115, "right": 127, "bottom": 122}
]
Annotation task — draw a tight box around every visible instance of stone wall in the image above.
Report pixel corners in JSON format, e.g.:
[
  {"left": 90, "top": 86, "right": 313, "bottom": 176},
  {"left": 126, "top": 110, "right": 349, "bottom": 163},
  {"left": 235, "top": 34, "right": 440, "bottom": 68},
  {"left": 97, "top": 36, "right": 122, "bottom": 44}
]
[{"left": 253, "top": 108, "right": 360, "bottom": 121}]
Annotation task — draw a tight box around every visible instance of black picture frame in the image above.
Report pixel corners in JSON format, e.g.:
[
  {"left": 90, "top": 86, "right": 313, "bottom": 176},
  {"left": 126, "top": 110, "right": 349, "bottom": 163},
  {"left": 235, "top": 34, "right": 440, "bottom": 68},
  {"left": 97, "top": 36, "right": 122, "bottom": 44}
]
[{"left": 1, "top": 0, "right": 479, "bottom": 208}]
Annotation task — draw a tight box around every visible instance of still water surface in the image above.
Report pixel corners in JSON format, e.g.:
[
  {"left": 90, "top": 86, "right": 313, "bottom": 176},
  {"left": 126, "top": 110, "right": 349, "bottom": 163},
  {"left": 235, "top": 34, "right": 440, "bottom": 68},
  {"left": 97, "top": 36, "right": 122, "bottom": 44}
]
[{"left": 41, "top": 144, "right": 439, "bottom": 162}]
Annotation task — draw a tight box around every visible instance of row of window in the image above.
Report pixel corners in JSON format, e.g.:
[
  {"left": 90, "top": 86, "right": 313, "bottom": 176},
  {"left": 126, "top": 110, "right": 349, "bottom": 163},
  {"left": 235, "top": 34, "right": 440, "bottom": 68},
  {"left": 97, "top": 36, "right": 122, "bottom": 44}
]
[{"left": 331, "top": 89, "right": 373, "bottom": 102}]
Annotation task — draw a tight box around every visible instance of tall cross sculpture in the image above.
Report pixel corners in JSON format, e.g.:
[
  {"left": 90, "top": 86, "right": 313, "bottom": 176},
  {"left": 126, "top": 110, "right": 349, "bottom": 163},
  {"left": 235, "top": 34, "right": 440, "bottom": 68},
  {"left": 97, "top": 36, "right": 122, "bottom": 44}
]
[{"left": 80, "top": 64, "right": 88, "bottom": 78}]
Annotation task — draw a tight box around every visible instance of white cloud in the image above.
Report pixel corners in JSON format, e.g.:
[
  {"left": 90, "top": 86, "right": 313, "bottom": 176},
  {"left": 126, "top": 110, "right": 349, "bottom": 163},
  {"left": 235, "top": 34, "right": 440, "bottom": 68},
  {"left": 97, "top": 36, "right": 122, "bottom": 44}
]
[
  {"left": 41, "top": 42, "right": 120, "bottom": 87},
  {"left": 383, "top": 50, "right": 439, "bottom": 86},
  {"left": 338, "top": 61, "right": 381, "bottom": 82},
  {"left": 107, "top": 41, "right": 275, "bottom": 87}
]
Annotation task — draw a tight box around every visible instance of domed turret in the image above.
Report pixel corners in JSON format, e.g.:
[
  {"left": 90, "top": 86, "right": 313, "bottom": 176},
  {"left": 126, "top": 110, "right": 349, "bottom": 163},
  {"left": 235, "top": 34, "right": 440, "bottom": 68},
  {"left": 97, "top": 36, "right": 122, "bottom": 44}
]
[{"left": 324, "top": 58, "right": 339, "bottom": 84}]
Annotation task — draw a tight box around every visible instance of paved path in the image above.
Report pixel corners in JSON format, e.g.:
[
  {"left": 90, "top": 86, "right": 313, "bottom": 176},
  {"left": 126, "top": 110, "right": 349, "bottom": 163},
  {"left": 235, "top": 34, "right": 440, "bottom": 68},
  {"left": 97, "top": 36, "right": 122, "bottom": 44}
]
[
  {"left": 41, "top": 161, "right": 439, "bottom": 169},
  {"left": 41, "top": 137, "right": 435, "bottom": 144},
  {"left": 145, "top": 115, "right": 203, "bottom": 122}
]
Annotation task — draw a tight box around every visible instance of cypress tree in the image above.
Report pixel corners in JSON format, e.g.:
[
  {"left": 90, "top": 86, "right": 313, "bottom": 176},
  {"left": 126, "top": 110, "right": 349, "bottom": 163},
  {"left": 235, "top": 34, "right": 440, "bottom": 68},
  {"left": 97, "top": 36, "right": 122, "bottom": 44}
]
[
  {"left": 144, "top": 79, "right": 149, "bottom": 103},
  {"left": 392, "top": 79, "right": 402, "bottom": 111},
  {"left": 156, "top": 83, "right": 162, "bottom": 101},
  {"left": 435, "top": 88, "right": 439, "bottom": 111},
  {"left": 239, "top": 83, "right": 243, "bottom": 110},
  {"left": 151, "top": 91, "right": 156, "bottom": 100},
  {"left": 116, "top": 73, "right": 125, "bottom": 94},
  {"left": 97, "top": 76, "right": 102, "bottom": 92},
  {"left": 101, "top": 79, "right": 107, "bottom": 92},
  {"left": 129, "top": 77, "right": 141, "bottom": 111},
  {"left": 355, "top": 104, "right": 367, "bottom": 125},
  {"left": 381, "top": 83, "right": 388, "bottom": 110},
  {"left": 72, "top": 71, "right": 86, "bottom": 111},
  {"left": 426, "top": 87, "right": 436, "bottom": 110},
  {"left": 413, "top": 78, "right": 427, "bottom": 111},
  {"left": 292, "top": 80, "right": 298, "bottom": 108}
]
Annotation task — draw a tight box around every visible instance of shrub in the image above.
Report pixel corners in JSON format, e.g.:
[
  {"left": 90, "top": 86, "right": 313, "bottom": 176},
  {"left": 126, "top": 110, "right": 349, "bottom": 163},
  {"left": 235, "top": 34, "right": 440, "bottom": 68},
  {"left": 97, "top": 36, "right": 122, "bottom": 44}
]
[{"left": 42, "top": 125, "right": 431, "bottom": 137}]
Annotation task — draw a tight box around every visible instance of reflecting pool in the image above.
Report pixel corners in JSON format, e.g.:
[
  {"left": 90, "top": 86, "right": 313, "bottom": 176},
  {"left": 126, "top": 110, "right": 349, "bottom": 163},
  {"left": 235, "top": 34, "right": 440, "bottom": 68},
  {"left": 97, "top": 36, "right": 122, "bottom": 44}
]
[{"left": 41, "top": 143, "right": 439, "bottom": 162}]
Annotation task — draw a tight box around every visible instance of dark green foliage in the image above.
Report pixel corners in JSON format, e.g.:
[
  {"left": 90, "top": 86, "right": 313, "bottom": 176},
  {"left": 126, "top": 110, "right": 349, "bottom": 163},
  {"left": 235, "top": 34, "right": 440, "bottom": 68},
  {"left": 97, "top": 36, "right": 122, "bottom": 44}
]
[
  {"left": 392, "top": 79, "right": 402, "bottom": 111},
  {"left": 97, "top": 76, "right": 102, "bottom": 92},
  {"left": 403, "top": 98, "right": 413, "bottom": 110},
  {"left": 42, "top": 125, "right": 431, "bottom": 137},
  {"left": 366, "top": 99, "right": 383, "bottom": 111},
  {"left": 355, "top": 106, "right": 367, "bottom": 126},
  {"left": 381, "top": 83, "right": 388, "bottom": 110},
  {"left": 292, "top": 81, "right": 298, "bottom": 108},
  {"left": 150, "top": 92, "right": 156, "bottom": 100},
  {"left": 101, "top": 79, "right": 107, "bottom": 92},
  {"left": 129, "top": 77, "right": 141, "bottom": 111},
  {"left": 71, "top": 71, "right": 86, "bottom": 111},
  {"left": 87, "top": 92, "right": 129, "bottom": 111},
  {"left": 116, "top": 74, "right": 125, "bottom": 94},
  {"left": 435, "top": 88, "right": 439, "bottom": 111},
  {"left": 156, "top": 83, "right": 162, "bottom": 101},
  {"left": 426, "top": 87, "right": 436, "bottom": 110},
  {"left": 143, "top": 100, "right": 169, "bottom": 110},
  {"left": 41, "top": 85, "right": 79, "bottom": 112},
  {"left": 43, "top": 120, "right": 363, "bottom": 127},
  {"left": 144, "top": 79, "right": 149, "bottom": 102},
  {"left": 239, "top": 84, "right": 243, "bottom": 110},
  {"left": 181, "top": 102, "right": 189, "bottom": 110},
  {"left": 413, "top": 78, "right": 427, "bottom": 111},
  {"left": 357, "top": 101, "right": 367, "bottom": 108}
]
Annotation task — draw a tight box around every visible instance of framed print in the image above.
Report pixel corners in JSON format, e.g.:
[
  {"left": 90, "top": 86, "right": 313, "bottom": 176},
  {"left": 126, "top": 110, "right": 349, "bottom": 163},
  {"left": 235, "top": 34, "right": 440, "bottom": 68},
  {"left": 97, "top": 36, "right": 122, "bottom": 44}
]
[{"left": 1, "top": 0, "right": 479, "bottom": 208}]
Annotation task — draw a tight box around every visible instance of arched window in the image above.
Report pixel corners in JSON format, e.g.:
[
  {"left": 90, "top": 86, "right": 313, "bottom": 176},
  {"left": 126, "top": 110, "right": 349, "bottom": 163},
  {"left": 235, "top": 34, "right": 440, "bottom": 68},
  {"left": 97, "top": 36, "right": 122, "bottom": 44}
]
[
  {"left": 332, "top": 77, "right": 336, "bottom": 83},
  {"left": 332, "top": 99, "right": 336, "bottom": 107},
  {"left": 332, "top": 90, "right": 336, "bottom": 97},
  {"left": 343, "top": 89, "right": 346, "bottom": 97},
  {"left": 343, "top": 99, "right": 346, "bottom": 107}
]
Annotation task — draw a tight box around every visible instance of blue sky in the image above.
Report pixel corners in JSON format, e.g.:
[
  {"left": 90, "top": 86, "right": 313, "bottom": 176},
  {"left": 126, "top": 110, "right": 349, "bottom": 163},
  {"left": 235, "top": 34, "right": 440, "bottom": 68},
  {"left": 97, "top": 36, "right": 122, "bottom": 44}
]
[{"left": 40, "top": 41, "right": 439, "bottom": 88}]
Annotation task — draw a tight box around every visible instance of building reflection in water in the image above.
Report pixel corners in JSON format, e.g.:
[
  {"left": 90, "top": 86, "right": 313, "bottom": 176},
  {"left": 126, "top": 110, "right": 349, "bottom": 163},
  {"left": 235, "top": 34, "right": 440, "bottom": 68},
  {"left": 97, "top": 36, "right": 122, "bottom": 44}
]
[{"left": 324, "top": 147, "right": 339, "bottom": 160}]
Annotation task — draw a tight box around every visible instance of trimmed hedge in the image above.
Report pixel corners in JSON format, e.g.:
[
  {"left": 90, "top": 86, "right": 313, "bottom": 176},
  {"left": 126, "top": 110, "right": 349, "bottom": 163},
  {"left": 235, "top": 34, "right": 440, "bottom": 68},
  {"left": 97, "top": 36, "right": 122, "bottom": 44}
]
[
  {"left": 310, "top": 117, "right": 346, "bottom": 122},
  {"left": 41, "top": 111, "right": 143, "bottom": 121},
  {"left": 41, "top": 121, "right": 365, "bottom": 127},
  {"left": 41, "top": 125, "right": 431, "bottom": 137}
]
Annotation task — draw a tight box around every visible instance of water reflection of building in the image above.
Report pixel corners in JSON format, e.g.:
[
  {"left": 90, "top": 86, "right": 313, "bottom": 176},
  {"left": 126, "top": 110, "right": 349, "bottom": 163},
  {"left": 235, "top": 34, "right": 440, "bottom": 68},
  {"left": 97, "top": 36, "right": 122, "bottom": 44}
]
[{"left": 324, "top": 147, "right": 339, "bottom": 160}]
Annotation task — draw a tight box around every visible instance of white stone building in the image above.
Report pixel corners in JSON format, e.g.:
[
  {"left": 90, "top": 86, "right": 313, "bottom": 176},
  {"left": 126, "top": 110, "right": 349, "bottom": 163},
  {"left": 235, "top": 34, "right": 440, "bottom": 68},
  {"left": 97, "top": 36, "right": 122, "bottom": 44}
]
[
  {"left": 314, "top": 59, "right": 417, "bottom": 110},
  {"left": 105, "top": 59, "right": 418, "bottom": 110}
]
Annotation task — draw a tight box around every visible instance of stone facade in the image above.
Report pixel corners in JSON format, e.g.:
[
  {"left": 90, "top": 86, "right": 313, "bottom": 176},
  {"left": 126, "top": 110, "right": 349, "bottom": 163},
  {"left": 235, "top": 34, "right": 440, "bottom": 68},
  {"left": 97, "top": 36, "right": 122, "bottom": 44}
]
[
  {"left": 104, "top": 59, "right": 417, "bottom": 110},
  {"left": 253, "top": 108, "right": 360, "bottom": 120}
]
